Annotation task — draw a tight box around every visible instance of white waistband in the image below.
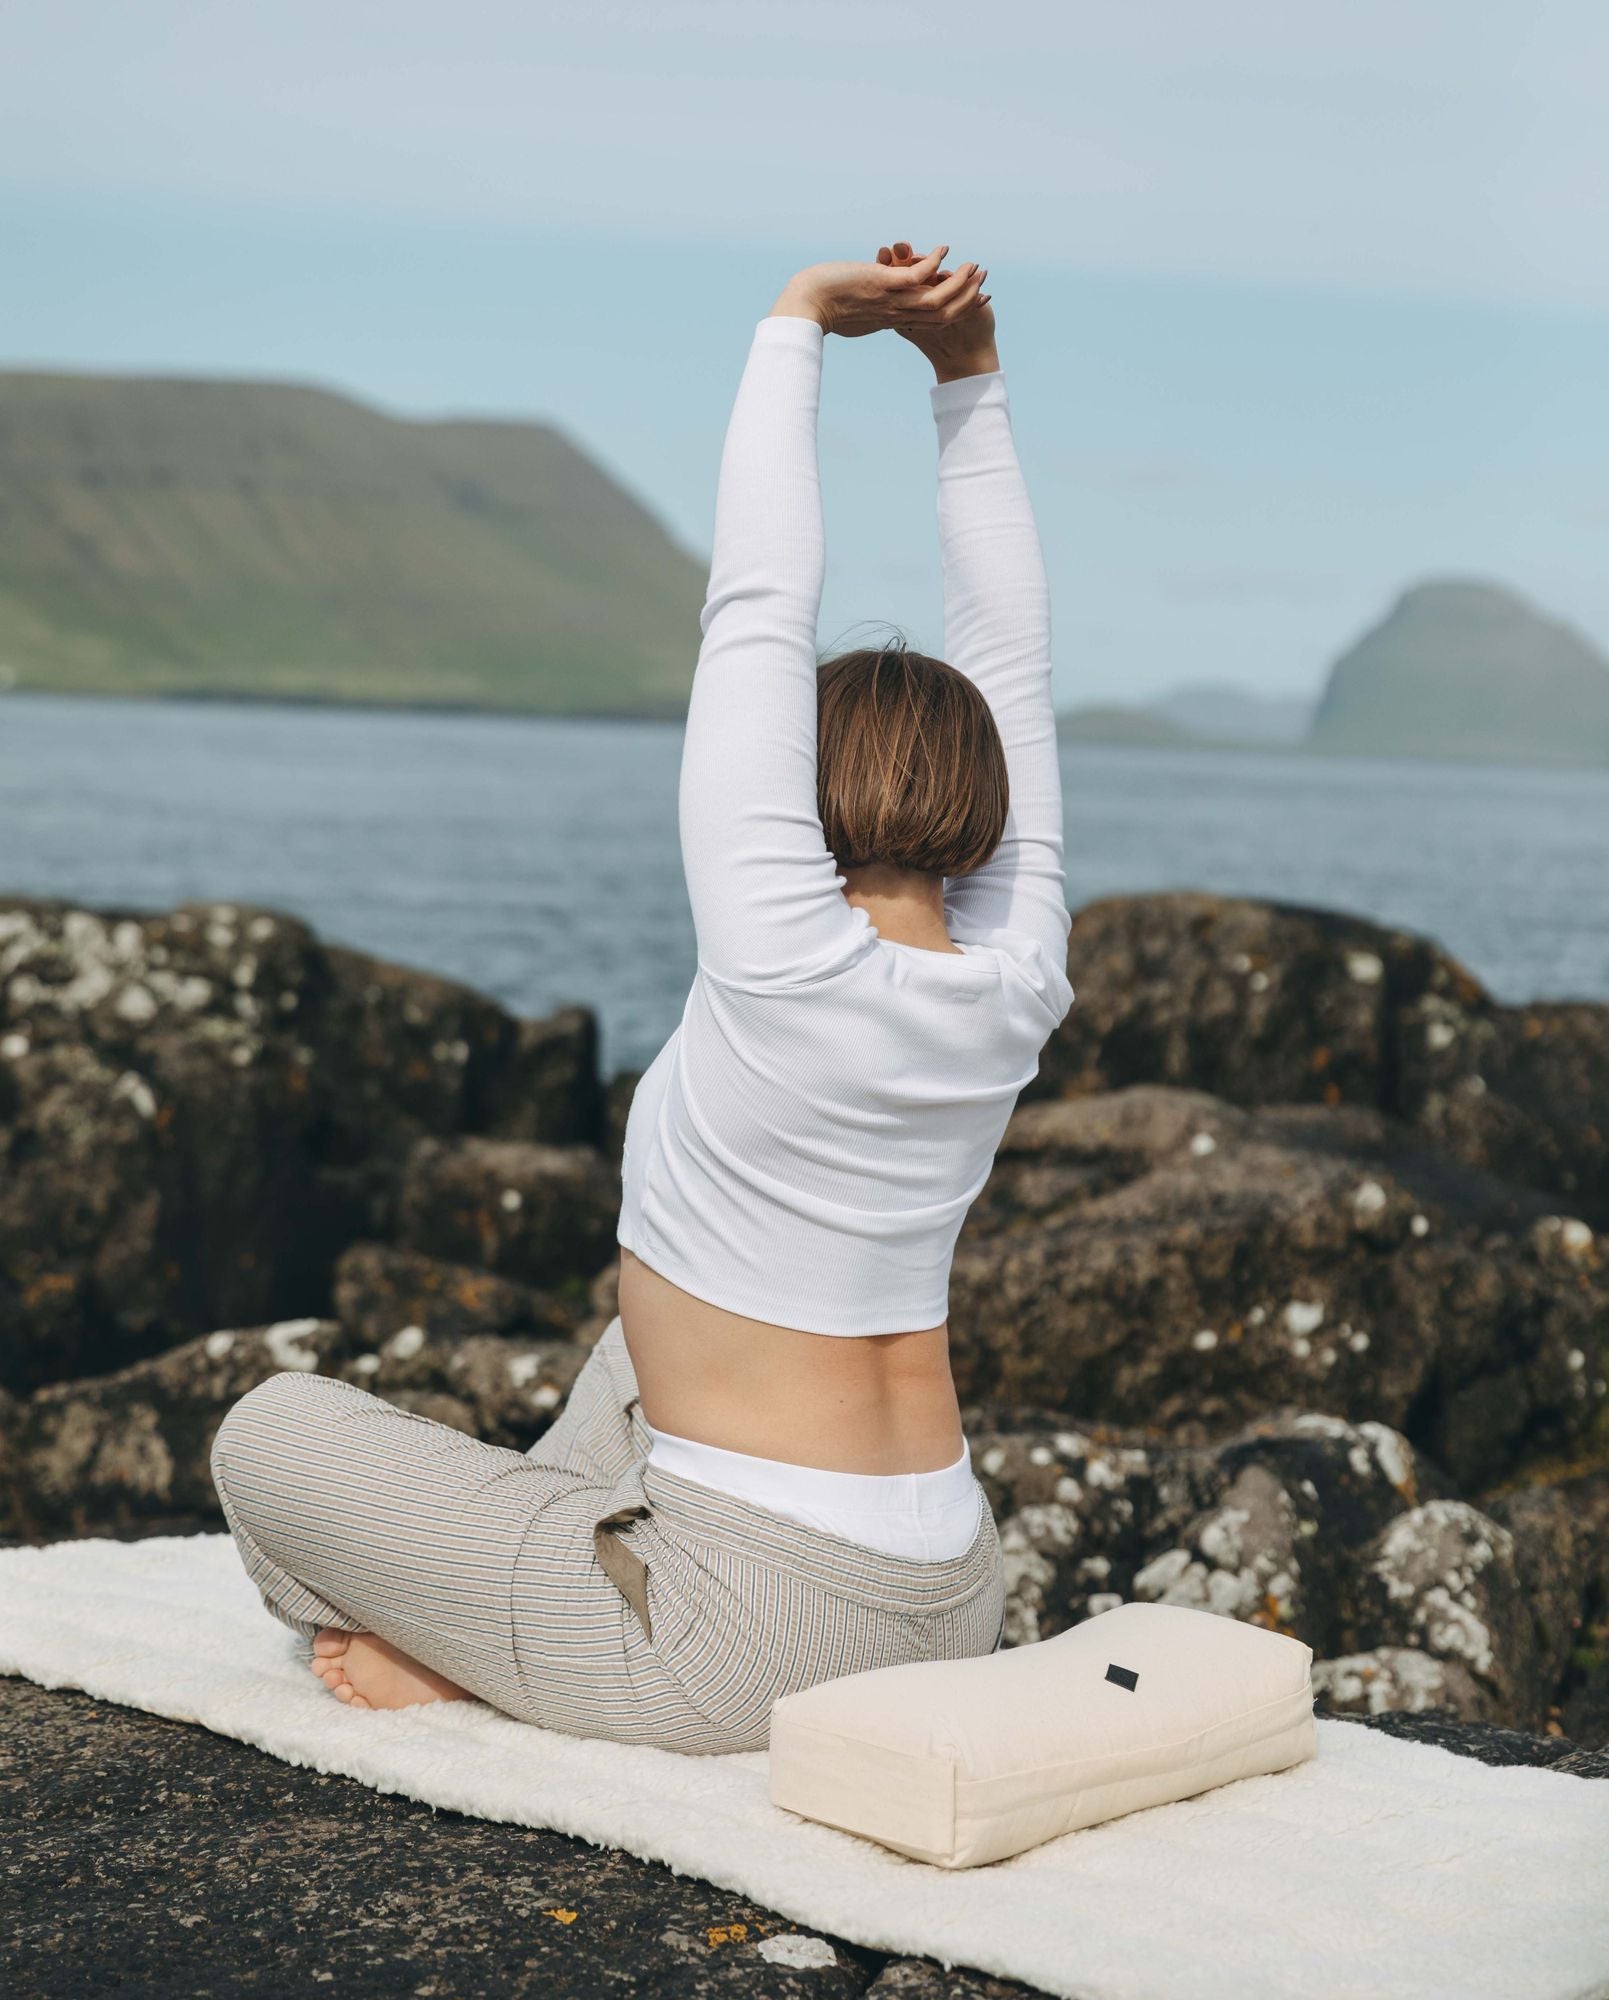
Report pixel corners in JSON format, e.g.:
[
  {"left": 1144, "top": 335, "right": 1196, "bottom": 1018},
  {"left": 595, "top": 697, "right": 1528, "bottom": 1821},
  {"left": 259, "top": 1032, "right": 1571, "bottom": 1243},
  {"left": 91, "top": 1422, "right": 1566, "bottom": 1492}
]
[{"left": 641, "top": 1421, "right": 983, "bottom": 1563}]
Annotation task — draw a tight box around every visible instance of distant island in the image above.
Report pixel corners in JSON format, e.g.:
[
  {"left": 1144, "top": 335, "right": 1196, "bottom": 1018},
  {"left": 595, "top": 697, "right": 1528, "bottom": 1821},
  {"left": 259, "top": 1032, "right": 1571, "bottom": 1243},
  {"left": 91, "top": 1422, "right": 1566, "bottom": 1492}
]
[
  {"left": 1060, "top": 579, "right": 1609, "bottom": 768},
  {"left": 0, "top": 371, "right": 705, "bottom": 717},
  {"left": 2, "top": 371, "right": 1605, "bottom": 764}
]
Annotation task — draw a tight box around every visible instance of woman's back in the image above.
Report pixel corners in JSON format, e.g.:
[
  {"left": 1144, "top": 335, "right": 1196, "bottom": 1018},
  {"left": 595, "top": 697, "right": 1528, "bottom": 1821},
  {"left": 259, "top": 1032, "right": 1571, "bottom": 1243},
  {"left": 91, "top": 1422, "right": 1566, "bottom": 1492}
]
[{"left": 618, "top": 271, "right": 1073, "bottom": 1475}]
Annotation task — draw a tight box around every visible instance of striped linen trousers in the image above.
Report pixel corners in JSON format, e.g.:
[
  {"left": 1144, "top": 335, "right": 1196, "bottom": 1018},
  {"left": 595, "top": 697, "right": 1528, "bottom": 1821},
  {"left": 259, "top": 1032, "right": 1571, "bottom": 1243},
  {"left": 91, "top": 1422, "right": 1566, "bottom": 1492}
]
[{"left": 210, "top": 1316, "right": 1006, "bottom": 1754}]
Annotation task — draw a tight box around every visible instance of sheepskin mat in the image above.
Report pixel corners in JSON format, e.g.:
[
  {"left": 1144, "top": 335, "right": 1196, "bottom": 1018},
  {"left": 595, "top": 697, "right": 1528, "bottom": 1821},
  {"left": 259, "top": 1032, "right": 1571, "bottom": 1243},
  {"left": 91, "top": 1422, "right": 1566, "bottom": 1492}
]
[{"left": 4, "top": 1535, "right": 1606, "bottom": 2000}]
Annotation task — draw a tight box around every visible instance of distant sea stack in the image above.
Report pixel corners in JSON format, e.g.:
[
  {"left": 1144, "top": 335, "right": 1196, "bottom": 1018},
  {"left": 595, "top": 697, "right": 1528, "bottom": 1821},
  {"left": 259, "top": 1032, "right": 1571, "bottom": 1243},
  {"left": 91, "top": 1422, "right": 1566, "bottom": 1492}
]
[
  {"left": 1308, "top": 578, "right": 1609, "bottom": 767},
  {"left": 0, "top": 372, "right": 707, "bottom": 716}
]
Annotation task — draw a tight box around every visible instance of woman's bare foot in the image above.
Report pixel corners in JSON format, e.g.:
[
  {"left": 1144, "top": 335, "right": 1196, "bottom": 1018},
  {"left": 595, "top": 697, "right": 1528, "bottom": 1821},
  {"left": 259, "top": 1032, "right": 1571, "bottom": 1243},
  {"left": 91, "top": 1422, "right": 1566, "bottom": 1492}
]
[{"left": 309, "top": 1629, "right": 472, "bottom": 1712}]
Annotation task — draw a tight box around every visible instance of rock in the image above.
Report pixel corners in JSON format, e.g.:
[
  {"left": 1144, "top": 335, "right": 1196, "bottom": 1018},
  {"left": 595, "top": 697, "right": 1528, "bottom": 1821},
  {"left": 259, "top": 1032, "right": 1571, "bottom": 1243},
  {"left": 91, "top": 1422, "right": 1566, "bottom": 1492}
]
[
  {"left": 971, "top": 1404, "right": 1432, "bottom": 1654},
  {"left": 0, "top": 1318, "right": 585, "bottom": 1539},
  {"left": 951, "top": 1087, "right": 1608, "bottom": 1490},
  {"left": 485, "top": 1006, "right": 606, "bottom": 1148},
  {"left": 0, "top": 1678, "right": 877, "bottom": 1999},
  {"left": 1036, "top": 892, "right": 1609, "bottom": 1223},
  {"left": 396, "top": 1135, "right": 620, "bottom": 1291},
  {"left": 605, "top": 1066, "right": 642, "bottom": 1167},
  {"left": 1342, "top": 1501, "right": 1541, "bottom": 1722},
  {"left": 333, "top": 1241, "right": 584, "bottom": 1347},
  {"left": 969, "top": 1404, "right": 1608, "bottom": 1738},
  {"left": 0, "top": 897, "right": 610, "bottom": 1391},
  {"left": 1486, "top": 1467, "right": 1609, "bottom": 1743},
  {"left": 1312, "top": 1647, "right": 1487, "bottom": 1719}
]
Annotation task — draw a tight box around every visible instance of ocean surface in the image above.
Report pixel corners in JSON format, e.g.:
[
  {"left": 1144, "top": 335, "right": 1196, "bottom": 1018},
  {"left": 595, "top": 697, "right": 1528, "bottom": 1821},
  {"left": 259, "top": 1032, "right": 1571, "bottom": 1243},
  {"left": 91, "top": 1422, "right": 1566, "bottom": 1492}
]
[{"left": 4, "top": 691, "right": 1605, "bottom": 1075}]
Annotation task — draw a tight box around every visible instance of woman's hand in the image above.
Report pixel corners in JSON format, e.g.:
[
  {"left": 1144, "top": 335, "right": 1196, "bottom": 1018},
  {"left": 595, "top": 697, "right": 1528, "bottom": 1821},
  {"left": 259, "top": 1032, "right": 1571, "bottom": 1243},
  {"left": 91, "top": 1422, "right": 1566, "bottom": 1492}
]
[
  {"left": 875, "top": 240, "right": 999, "bottom": 383},
  {"left": 770, "top": 246, "right": 986, "bottom": 341}
]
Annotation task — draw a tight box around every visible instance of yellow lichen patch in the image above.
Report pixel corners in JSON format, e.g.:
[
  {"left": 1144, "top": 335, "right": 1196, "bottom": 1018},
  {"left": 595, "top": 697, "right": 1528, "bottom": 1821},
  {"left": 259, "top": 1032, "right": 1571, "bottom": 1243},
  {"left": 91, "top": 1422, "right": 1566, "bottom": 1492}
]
[
  {"left": 544, "top": 1907, "right": 579, "bottom": 1925},
  {"left": 707, "top": 1923, "right": 749, "bottom": 1948}
]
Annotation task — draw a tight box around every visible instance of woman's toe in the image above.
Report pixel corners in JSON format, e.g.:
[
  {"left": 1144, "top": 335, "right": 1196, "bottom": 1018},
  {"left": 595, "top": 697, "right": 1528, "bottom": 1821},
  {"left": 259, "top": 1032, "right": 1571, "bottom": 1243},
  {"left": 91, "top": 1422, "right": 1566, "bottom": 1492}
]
[
  {"left": 313, "top": 1630, "right": 352, "bottom": 1657},
  {"left": 349, "top": 1695, "right": 372, "bottom": 1711},
  {"left": 332, "top": 1682, "right": 356, "bottom": 1703}
]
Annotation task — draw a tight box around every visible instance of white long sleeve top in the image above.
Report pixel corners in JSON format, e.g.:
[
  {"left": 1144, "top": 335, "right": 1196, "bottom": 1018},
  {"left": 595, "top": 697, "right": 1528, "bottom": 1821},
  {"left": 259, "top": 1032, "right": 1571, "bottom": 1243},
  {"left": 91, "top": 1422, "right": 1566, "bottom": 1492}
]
[{"left": 616, "top": 314, "right": 1074, "bottom": 1335}]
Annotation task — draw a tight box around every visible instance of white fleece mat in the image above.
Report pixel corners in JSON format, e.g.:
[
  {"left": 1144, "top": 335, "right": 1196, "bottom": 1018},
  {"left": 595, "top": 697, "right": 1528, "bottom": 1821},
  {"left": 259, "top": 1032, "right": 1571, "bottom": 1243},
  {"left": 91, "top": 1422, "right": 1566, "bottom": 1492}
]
[{"left": 3, "top": 1535, "right": 1606, "bottom": 2000}]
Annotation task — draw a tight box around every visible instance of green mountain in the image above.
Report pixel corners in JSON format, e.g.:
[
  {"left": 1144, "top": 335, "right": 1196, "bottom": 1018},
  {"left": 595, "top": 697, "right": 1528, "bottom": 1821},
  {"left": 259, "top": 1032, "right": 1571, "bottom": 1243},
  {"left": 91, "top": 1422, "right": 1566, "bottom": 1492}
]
[
  {"left": 1057, "top": 704, "right": 1204, "bottom": 747},
  {"left": 0, "top": 371, "right": 707, "bottom": 715},
  {"left": 1308, "top": 578, "right": 1609, "bottom": 766}
]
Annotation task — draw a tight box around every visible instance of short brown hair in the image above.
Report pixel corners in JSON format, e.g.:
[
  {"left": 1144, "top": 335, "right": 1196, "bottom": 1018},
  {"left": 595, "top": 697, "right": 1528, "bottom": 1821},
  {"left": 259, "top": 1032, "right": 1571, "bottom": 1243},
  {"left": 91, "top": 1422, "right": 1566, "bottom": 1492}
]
[{"left": 816, "top": 643, "right": 1008, "bottom": 876}]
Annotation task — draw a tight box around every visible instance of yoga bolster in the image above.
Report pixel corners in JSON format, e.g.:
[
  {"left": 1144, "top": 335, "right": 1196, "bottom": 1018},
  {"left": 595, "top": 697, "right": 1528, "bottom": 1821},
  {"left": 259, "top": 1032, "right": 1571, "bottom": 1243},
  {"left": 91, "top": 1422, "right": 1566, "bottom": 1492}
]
[{"left": 768, "top": 1600, "right": 1316, "bottom": 1868}]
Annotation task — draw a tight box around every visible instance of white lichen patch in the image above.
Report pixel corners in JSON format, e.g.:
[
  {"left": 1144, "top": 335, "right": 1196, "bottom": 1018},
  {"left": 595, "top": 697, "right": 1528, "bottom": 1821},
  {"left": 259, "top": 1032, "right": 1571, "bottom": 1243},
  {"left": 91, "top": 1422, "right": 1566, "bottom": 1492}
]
[
  {"left": 351, "top": 1353, "right": 381, "bottom": 1376},
  {"left": 1054, "top": 1476, "right": 1083, "bottom": 1505},
  {"left": 1191, "top": 1327, "right": 1219, "bottom": 1351},
  {"left": 1086, "top": 1592, "right": 1124, "bottom": 1617},
  {"left": 1029, "top": 1444, "right": 1054, "bottom": 1467},
  {"left": 1425, "top": 1019, "right": 1457, "bottom": 1052},
  {"left": 247, "top": 915, "right": 277, "bottom": 943},
  {"left": 1312, "top": 1647, "right": 1459, "bottom": 1716},
  {"left": 1533, "top": 1216, "right": 1595, "bottom": 1261},
  {"left": 1197, "top": 1505, "right": 1250, "bottom": 1569},
  {"left": 1351, "top": 1179, "right": 1388, "bottom": 1219},
  {"left": 1248, "top": 970, "right": 1270, "bottom": 993},
  {"left": 500, "top": 1188, "right": 524, "bottom": 1213},
  {"left": 1357, "top": 1421, "right": 1415, "bottom": 1497},
  {"left": 0, "top": 1031, "right": 29, "bottom": 1059},
  {"left": 1283, "top": 1299, "right": 1325, "bottom": 1337},
  {"left": 1410, "top": 1213, "right": 1430, "bottom": 1238},
  {"left": 263, "top": 1319, "right": 323, "bottom": 1371},
  {"left": 1132, "top": 1547, "right": 1193, "bottom": 1597},
  {"left": 1368, "top": 1500, "right": 1515, "bottom": 1680},
  {"left": 1189, "top": 1131, "right": 1217, "bottom": 1157},
  {"left": 1008, "top": 1503, "right": 1081, "bottom": 1552},
  {"left": 980, "top": 1445, "right": 1007, "bottom": 1478},
  {"left": 756, "top": 1935, "right": 837, "bottom": 1970},
  {"left": 385, "top": 1324, "right": 426, "bottom": 1361},
  {"left": 109, "top": 1070, "right": 158, "bottom": 1120},
  {"left": 114, "top": 983, "right": 158, "bottom": 1024},
  {"left": 1053, "top": 1430, "right": 1089, "bottom": 1456},
  {"left": 1346, "top": 950, "right": 1384, "bottom": 985},
  {"left": 204, "top": 1330, "right": 237, "bottom": 1361}
]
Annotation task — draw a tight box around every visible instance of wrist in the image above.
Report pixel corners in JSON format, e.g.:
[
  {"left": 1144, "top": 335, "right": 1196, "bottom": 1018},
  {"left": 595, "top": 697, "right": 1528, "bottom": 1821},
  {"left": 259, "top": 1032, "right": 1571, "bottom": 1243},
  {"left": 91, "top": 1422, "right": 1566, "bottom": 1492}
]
[
  {"left": 931, "top": 345, "right": 1001, "bottom": 385},
  {"left": 769, "top": 277, "right": 829, "bottom": 330}
]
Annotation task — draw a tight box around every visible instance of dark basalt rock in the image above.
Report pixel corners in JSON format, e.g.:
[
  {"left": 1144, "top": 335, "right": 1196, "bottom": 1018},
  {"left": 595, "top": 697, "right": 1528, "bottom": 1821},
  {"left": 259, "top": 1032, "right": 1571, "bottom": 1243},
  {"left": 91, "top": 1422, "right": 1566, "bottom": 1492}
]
[
  {"left": 395, "top": 1134, "right": 620, "bottom": 1290},
  {"left": 0, "top": 897, "right": 609, "bottom": 1392},
  {"left": 0, "top": 1317, "right": 584, "bottom": 1539},
  {"left": 951, "top": 1087, "right": 1607, "bottom": 1490},
  {"left": 970, "top": 1407, "right": 1609, "bottom": 1741},
  {"left": 1035, "top": 892, "right": 1609, "bottom": 1224},
  {"left": 333, "top": 1239, "right": 585, "bottom": 1348},
  {"left": 0, "top": 1678, "right": 1597, "bottom": 2000}
]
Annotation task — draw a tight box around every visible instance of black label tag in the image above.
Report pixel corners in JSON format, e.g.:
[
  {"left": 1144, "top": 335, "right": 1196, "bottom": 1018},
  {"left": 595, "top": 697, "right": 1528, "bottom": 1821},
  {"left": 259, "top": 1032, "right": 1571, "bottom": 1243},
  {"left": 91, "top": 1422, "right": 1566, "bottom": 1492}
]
[{"left": 1105, "top": 1663, "right": 1139, "bottom": 1691}]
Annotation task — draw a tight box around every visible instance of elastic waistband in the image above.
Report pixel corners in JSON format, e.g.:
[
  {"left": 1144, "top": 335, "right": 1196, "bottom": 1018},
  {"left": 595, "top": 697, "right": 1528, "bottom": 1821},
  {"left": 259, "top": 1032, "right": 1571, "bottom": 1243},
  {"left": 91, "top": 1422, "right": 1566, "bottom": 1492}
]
[{"left": 593, "top": 1316, "right": 1001, "bottom": 1610}]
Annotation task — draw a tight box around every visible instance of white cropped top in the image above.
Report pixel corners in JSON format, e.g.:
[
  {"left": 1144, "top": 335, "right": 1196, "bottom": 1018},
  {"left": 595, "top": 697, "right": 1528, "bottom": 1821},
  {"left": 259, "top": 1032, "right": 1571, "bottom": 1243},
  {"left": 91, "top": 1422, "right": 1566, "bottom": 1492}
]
[{"left": 617, "top": 314, "right": 1073, "bottom": 1336}]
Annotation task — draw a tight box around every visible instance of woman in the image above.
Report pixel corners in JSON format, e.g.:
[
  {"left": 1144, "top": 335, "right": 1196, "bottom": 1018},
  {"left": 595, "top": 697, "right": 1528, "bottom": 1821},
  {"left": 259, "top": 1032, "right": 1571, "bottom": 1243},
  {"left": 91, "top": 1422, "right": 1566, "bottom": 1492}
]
[{"left": 211, "top": 241, "right": 1074, "bottom": 1753}]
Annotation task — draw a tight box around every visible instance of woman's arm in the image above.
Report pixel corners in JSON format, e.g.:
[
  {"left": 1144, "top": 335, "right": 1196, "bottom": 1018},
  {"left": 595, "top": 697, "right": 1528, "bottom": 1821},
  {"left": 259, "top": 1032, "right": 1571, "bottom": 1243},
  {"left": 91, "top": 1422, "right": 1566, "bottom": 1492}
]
[
  {"left": 678, "top": 252, "right": 986, "bottom": 987},
  {"left": 877, "top": 244, "right": 1071, "bottom": 968}
]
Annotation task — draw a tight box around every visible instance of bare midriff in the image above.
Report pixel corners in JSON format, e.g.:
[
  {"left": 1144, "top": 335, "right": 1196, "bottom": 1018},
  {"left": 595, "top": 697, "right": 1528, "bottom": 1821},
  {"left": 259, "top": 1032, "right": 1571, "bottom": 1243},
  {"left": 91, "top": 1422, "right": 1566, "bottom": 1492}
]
[{"left": 617, "top": 1248, "right": 966, "bottom": 1475}]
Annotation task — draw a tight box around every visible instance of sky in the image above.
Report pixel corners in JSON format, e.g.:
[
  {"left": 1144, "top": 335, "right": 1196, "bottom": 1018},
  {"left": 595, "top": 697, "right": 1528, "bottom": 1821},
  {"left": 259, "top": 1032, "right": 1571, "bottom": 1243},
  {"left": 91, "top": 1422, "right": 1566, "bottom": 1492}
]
[{"left": 2, "top": 0, "right": 1605, "bottom": 709}]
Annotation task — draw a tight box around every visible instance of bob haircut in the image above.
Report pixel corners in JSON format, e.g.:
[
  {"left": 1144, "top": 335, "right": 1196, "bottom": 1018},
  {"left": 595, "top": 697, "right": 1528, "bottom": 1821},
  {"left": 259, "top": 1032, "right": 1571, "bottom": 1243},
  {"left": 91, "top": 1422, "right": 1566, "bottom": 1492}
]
[{"left": 816, "top": 641, "right": 1008, "bottom": 877}]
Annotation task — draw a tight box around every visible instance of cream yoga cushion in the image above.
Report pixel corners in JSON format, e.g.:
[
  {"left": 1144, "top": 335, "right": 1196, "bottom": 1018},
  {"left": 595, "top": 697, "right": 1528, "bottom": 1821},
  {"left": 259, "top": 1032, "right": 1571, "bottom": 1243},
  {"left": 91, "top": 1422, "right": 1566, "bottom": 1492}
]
[{"left": 768, "top": 1601, "right": 1316, "bottom": 1869}]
